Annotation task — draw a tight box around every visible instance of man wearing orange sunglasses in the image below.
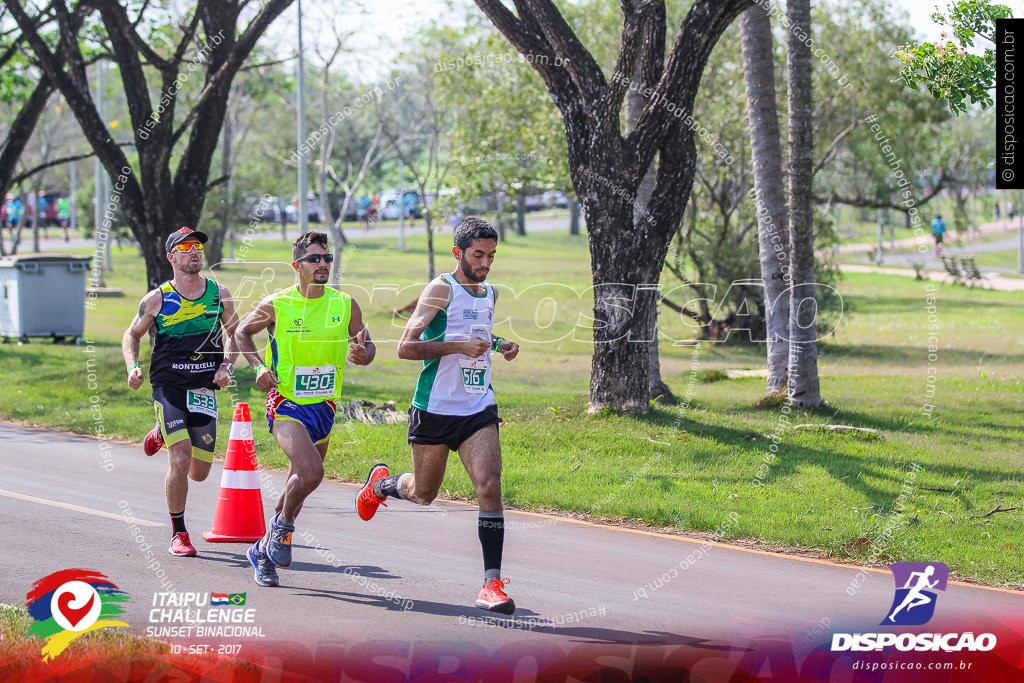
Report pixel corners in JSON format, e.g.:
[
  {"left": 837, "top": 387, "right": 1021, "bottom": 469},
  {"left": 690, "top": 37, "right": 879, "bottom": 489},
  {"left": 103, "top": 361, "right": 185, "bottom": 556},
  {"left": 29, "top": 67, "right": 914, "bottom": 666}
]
[{"left": 121, "top": 226, "right": 239, "bottom": 557}]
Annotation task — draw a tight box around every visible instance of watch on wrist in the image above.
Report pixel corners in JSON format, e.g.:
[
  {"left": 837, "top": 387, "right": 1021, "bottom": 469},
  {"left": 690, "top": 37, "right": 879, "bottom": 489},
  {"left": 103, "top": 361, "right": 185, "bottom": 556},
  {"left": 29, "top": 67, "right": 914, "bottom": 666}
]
[{"left": 220, "top": 361, "right": 234, "bottom": 374}]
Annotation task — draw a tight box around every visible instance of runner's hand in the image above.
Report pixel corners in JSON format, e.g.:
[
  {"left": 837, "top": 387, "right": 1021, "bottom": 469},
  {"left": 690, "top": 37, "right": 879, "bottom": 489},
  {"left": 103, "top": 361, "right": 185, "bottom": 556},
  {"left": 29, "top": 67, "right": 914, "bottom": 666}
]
[
  {"left": 463, "top": 337, "right": 490, "bottom": 358},
  {"left": 127, "top": 365, "right": 144, "bottom": 390},
  {"left": 348, "top": 329, "right": 370, "bottom": 365},
  {"left": 255, "top": 365, "right": 279, "bottom": 392},
  {"left": 213, "top": 366, "right": 231, "bottom": 388},
  {"left": 498, "top": 340, "right": 519, "bottom": 361}
]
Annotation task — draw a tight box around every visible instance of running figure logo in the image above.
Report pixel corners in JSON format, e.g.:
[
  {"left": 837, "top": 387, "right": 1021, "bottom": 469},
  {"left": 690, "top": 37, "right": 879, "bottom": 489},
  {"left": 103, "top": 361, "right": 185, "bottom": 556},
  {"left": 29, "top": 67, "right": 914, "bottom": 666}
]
[{"left": 883, "top": 562, "right": 949, "bottom": 625}]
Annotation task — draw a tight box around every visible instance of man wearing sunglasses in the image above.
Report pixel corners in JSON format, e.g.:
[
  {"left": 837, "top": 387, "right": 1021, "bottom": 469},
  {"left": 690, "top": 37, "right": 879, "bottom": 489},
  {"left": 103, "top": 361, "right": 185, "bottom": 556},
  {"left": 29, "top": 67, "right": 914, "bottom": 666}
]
[
  {"left": 122, "top": 226, "right": 239, "bottom": 557},
  {"left": 234, "top": 231, "right": 375, "bottom": 587},
  {"left": 355, "top": 216, "right": 521, "bottom": 614}
]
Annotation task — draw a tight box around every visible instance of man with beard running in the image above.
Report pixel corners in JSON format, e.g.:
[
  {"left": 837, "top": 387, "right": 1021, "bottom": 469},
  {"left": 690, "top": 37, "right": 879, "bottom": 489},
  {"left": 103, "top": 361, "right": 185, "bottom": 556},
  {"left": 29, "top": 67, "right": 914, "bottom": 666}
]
[
  {"left": 234, "top": 231, "right": 376, "bottom": 587},
  {"left": 122, "top": 227, "right": 239, "bottom": 557},
  {"left": 355, "top": 216, "right": 521, "bottom": 614}
]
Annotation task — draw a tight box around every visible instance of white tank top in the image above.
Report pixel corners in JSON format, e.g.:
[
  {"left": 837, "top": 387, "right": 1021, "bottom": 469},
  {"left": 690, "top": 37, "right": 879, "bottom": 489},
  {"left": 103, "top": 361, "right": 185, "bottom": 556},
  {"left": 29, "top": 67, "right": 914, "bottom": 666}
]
[{"left": 411, "top": 272, "right": 495, "bottom": 415}]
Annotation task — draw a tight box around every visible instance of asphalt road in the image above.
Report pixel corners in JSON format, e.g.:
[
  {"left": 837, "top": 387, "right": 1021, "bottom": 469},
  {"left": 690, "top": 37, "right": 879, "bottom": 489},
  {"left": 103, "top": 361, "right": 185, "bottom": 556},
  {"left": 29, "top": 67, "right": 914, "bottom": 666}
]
[{"left": 2, "top": 422, "right": 1021, "bottom": 669}]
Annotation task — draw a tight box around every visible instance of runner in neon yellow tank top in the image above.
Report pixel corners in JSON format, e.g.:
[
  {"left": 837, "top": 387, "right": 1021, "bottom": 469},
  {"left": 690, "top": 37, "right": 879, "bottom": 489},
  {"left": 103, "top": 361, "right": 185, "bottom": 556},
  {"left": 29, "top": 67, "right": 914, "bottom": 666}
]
[{"left": 234, "top": 231, "right": 376, "bottom": 587}]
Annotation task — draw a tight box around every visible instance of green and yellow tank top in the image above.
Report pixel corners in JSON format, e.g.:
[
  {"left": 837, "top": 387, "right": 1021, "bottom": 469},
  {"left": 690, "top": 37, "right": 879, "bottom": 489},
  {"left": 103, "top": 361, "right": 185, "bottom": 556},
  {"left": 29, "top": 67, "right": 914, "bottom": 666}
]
[
  {"left": 150, "top": 278, "right": 224, "bottom": 388},
  {"left": 269, "top": 287, "right": 352, "bottom": 404}
]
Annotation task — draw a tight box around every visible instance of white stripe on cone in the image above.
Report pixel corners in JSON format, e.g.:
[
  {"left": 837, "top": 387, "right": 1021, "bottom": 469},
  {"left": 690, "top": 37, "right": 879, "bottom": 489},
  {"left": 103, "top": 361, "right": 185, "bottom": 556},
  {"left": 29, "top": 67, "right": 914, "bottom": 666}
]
[
  {"left": 219, "top": 469, "right": 260, "bottom": 490},
  {"left": 229, "top": 420, "right": 253, "bottom": 441}
]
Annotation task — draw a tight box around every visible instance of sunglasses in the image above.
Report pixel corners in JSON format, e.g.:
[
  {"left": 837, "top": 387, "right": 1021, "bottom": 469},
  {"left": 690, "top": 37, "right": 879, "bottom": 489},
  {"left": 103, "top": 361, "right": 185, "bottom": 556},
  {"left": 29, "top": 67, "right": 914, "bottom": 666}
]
[
  {"left": 171, "top": 241, "right": 204, "bottom": 253},
  {"left": 296, "top": 253, "right": 334, "bottom": 264}
]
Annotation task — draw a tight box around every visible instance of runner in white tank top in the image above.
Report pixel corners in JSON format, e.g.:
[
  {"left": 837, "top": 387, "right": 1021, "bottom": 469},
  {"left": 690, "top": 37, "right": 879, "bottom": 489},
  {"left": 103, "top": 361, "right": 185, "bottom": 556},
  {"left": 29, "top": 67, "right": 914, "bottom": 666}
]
[
  {"left": 410, "top": 271, "right": 496, "bottom": 415},
  {"left": 355, "top": 217, "right": 522, "bottom": 615}
]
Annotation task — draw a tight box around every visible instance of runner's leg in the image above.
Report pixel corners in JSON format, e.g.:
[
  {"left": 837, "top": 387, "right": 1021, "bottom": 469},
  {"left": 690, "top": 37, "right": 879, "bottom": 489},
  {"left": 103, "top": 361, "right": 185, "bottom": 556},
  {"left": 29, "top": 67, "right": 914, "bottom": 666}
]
[{"left": 399, "top": 443, "right": 450, "bottom": 505}]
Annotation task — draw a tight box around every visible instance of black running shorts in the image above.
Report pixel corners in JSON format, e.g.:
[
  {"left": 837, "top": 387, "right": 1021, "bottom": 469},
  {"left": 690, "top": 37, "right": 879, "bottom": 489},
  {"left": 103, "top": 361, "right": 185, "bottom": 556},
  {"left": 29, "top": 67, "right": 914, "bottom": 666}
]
[
  {"left": 407, "top": 404, "right": 501, "bottom": 452},
  {"left": 152, "top": 385, "right": 218, "bottom": 462}
]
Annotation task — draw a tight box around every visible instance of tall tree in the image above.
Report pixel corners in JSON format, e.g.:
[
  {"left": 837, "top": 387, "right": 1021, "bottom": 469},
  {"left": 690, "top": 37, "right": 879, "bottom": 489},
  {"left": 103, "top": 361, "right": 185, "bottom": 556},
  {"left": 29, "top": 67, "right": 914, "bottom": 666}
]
[
  {"left": 475, "top": 0, "right": 752, "bottom": 413},
  {"left": 785, "top": 0, "right": 821, "bottom": 408},
  {"left": 7, "top": 0, "right": 294, "bottom": 289},
  {"left": 741, "top": 4, "right": 790, "bottom": 396}
]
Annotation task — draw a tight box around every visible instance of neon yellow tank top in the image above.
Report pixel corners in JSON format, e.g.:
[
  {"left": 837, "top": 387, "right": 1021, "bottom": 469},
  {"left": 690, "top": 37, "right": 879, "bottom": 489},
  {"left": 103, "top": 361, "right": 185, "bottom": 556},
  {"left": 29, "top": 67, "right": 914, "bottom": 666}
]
[{"left": 269, "top": 287, "right": 352, "bottom": 404}]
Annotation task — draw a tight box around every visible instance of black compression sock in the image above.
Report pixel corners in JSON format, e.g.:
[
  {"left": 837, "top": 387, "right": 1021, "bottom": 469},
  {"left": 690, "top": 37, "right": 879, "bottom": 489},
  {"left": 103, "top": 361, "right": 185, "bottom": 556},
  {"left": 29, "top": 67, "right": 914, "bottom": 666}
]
[
  {"left": 478, "top": 511, "right": 504, "bottom": 580},
  {"left": 376, "top": 473, "right": 406, "bottom": 499},
  {"left": 170, "top": 511, "right": 186, "bottom": 535}
]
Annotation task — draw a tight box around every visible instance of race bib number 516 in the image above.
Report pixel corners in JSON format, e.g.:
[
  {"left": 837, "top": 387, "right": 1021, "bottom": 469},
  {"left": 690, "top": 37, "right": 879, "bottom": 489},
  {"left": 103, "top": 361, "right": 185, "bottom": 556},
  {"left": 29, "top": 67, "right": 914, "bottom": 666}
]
[{"left": 458, "top": 358, "right": 488, "bottom": 394}]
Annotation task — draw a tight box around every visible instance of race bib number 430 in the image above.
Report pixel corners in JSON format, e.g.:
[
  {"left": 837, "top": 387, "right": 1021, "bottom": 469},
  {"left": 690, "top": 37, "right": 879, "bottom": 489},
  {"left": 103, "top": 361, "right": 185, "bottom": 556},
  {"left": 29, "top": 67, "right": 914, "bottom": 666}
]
[
  {"left": 293, "top": 365, "right": 337, "bottom": 398},
  {"left": 186, "top": 388, "right": 218, "bottom": 417}
]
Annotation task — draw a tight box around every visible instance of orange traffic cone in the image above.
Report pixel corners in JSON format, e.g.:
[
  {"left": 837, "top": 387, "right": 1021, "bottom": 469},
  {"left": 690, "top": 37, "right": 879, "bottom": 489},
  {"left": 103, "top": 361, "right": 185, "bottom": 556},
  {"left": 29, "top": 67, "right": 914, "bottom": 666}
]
[{"left": 203, "top": 403, "right": 267, "bottom": 543}]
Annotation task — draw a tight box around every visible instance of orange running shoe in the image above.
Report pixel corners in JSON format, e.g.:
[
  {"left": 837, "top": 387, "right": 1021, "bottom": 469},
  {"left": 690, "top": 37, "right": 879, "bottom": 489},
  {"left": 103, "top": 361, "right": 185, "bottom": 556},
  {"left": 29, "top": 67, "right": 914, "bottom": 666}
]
[
  {"left": 168, "top": 531, "right": 197, "bottom": 557},
  {"left": 475, "top": 578, "right": 515, "bottom": 614},
  {"left": 356, "top": 463, "right": 390, "bottom": 521},
  {"left": 144, "top": 425, "right": 164, "bottom": 456}
]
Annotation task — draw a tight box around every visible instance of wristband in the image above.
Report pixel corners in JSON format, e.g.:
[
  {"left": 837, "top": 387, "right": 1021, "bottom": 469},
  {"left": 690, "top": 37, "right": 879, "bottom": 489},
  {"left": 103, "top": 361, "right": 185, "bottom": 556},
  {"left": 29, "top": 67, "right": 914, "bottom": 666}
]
[
  {"left": 254, "top": 363, "right": 267, "bottom": 373},
  {"left": 130, "top": 362, "right": 139, "bottom": 369},
  {"left": 492, "top": 336, "right": 505, "bottom": 352}
]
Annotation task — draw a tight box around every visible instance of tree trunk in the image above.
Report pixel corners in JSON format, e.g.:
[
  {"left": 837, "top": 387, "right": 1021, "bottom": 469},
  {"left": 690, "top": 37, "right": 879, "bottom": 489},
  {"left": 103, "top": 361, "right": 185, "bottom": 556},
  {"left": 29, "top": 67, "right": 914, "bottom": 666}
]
[
  {"left": 0, "top": 76, "right": 54, "bottom": 213},
  {"left": 786, "top": 0, "right": 822, "bottom": 408},
  {"left": 626, "top": 57, "right": 674, "bottom": 404},
  {"left": 516, "top": 192, "right": 527, "bottom": 235},
  {"left": 209, "top": 114, "right": 233, "bottom": 269},
  {"left": 7, "top": 0, "right": 294, "bottom": 291},
  {"left": 569, "top": 193, "right": 580, "bottom": 235},
  {"left": 741, "top": 4, "right": 791, "bottom": 395},
  {"left": 473, "top": 0, "right": 751, "bottom": 412}
]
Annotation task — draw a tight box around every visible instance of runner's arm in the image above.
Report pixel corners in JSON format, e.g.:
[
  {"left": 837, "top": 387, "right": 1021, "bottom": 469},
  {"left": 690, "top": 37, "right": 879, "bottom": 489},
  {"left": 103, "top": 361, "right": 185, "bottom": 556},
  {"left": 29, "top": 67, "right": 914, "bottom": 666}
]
[
  {"left": 397, "top": 279, "right": 489, "bottom": 360},
  {"left": 346, "top": 299, "right": 375, "bottom": 366},
  {"left": 122, "top": 290, "right": 160, "bottom": 390},
  {"left": 233, "top": 296, "right": 280, "bottom": 391},
  {"left": 487, "top": 288, "right": 519, "bottom": 360},
  {"left": 213, "top": 285, "right": 240, "bottom": 387}
]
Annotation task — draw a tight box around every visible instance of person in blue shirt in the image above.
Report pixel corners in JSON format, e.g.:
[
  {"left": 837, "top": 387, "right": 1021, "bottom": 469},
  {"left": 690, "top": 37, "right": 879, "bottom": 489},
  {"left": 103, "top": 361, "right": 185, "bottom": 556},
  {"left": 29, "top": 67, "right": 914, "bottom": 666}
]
[{"left": 930, "top": 214, "right": 946, "bottom": 256}]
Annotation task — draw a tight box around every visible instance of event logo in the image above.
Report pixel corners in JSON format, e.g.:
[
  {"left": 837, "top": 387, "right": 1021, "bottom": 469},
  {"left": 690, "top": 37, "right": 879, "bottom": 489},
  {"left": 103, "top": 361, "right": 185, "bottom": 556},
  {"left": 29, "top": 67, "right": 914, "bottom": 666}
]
[
  {"left": 831, "top": 560, "right": 994, "bottom": 653},
  {"left": 25, "top": 569, "right": 130, "bottom": 661},
  {"left": 883, "top": 562, "right": 948, "bottom": 626}
]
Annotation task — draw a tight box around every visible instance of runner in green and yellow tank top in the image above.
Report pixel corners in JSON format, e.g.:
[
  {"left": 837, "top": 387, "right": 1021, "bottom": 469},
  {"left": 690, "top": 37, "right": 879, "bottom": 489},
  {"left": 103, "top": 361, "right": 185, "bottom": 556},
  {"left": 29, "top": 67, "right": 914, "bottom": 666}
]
[
  {"left": 122, "top": 226, "right": 240, "bottom": 558},
  {"left": 234, "top": 231, "right": 376, "bottom": 587}
]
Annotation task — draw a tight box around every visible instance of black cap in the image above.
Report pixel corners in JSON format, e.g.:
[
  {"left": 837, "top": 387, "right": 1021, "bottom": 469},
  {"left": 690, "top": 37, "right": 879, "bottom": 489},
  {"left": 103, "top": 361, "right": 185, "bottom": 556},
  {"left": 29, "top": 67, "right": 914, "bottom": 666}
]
[{"left": 165, "top": 226, "right": 209, "bottom": 253}]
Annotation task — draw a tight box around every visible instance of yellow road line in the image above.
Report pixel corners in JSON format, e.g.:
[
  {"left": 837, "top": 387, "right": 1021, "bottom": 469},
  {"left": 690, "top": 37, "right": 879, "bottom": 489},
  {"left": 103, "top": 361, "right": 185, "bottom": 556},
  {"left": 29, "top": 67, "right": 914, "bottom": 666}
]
[{"left": 0, "top": 488, "right": 162, "bottom": 526}]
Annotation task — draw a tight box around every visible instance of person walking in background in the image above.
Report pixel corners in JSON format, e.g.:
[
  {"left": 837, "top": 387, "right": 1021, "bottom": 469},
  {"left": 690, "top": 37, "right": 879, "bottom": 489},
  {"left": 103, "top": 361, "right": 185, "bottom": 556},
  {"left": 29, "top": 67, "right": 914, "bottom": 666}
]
[
  {"left": 57, "top": 194, "right": 71, "bottom": 241},
  {"left": 931, "top": 214, "right": 946, "bottom": 256}
]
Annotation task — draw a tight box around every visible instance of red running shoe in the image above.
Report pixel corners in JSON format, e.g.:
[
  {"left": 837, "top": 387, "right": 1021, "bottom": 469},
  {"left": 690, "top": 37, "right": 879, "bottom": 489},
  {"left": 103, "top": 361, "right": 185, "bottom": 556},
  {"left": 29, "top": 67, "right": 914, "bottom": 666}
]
[
  {"left": 355, "top": 463, "right": 390, "bottom": 521},
  {"left": 168, "top": 531, "right": 197, "bottom": 557},
  {"left": 475, "top": 578, "right": 515, "bottom": 614},
  {"left": 144, "top": 426, "right": 164, "bottom": 456}
]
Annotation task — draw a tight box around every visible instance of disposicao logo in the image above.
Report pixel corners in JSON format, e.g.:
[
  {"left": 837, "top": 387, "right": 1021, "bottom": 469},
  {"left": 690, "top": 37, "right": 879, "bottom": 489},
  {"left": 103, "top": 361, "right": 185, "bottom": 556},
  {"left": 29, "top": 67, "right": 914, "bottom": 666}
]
[
  {"left": 25, "top": 569, "right": 130, "bottom": 661},
  {"left": 883, "top": 562, "right": 948, "bottom": 626},
  {"left": 831, "top": 561, "right": 997, "bottom": 653}
]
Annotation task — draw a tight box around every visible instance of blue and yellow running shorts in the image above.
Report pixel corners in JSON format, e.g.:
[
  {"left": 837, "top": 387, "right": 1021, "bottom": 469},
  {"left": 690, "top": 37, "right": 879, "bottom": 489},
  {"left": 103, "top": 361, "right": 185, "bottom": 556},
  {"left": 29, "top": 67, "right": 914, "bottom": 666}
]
[{"left": 266, "top": 388, "right": 338, "bottom": 445}]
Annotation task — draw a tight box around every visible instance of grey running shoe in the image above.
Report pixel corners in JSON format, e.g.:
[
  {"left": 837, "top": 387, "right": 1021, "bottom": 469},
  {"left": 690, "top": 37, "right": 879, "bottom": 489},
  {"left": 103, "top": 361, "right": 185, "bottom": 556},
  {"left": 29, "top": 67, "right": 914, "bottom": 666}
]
[
  {"left": 246, "top": 541, "right": 279, "bottom": 587},
  {"left": 266, "top": 513, "right": 295, "bottom": 567}
]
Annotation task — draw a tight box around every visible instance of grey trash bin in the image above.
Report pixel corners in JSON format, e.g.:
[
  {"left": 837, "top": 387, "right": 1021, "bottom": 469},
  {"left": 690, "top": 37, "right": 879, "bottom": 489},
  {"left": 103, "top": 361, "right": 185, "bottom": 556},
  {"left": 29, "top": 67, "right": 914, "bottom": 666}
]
[{"left": 0, "top": 253, "right": 92, "bottom": 343}]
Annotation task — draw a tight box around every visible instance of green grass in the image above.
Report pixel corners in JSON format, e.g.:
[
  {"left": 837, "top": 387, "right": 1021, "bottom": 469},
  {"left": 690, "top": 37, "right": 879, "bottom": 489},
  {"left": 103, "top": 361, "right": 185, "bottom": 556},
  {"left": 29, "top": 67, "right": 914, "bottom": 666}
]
[
  {"left": 3, "top": 232, "right": 1023, "bottom": 588},
  {"left": 0, "top": 604, "right": 168, "bottom": 661}
]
